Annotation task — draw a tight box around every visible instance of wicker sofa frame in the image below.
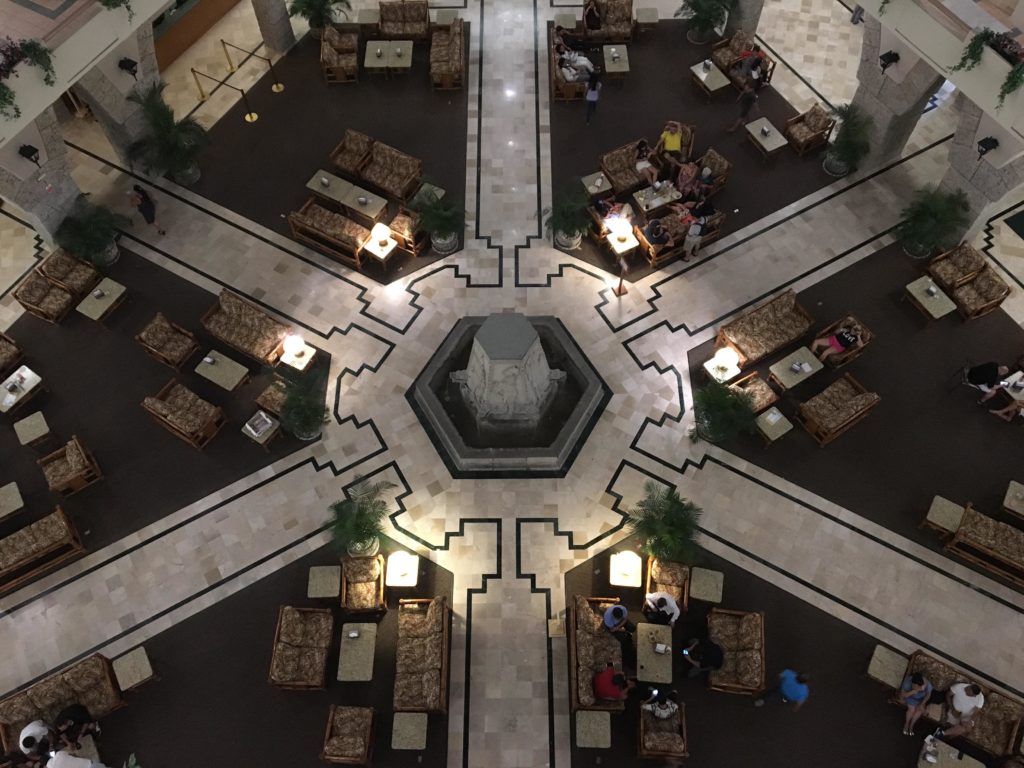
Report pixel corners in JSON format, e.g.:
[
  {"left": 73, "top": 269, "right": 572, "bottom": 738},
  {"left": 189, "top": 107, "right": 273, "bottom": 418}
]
[
  {"left": 288, "top": 198, "right": 370, "bottom": 271},
  {"left": 946, "top": 504, "right": 1024, "bottom": 590},
  {"left": 394, "top": 597, "right": 451, "bottom": 713},
  {"left": 268, "top": 605, "right": 333, "bottom": 690},
  {"left": 38, "top": 249, "right": 101, "bottom": 297},
  {"left": 582, "top": 0, "right": 634, "bottom": 41},
  {"left": 715, "top": 290, "right": 814, "bottom": 368},
  {"left": 707, "top": 606, "right": 766, "bottom": 694},
  {"left": 0, "top": 507, "right": 84, "bottom": 596},
  {"left": 142, "top": 379, "right": 226, "bottom": 449},
  {"left": 951, "top": 266, "right": 1011, "bottom": 320},
  {"left": 568, "top": 595, "right": 626, "bottom": 712},
  {"left": 430, "top": 20, "right": 465, "bottom": 89},
  {"left": 796, "top": 373, "right": 880, "bottom": 446},
  {"left": 201, "top": 290, "right": 289, "bottom": 365},
  {"left": 927, "top": 243, "right": 986, "bottom": 290}
]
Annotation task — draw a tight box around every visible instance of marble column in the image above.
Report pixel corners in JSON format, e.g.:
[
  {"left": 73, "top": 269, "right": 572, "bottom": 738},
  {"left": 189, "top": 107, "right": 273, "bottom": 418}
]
[
  {"left": 251, "top": 0, "right": 296, "bottom": 54},
  {"left": 850, "top": 16, "right": 943, "bottom": 170},
  {"left": 0, "top": 108, "right": 82, "bottom": 246},
  {"left": 74, "top": 26, "right": 161, "bottom": 166},
  {"left": 725, "top": 0, "right": 764, "bottom": 37},
  {"left": 940, "top": 93, "right": 1024, "bottom": 239}
]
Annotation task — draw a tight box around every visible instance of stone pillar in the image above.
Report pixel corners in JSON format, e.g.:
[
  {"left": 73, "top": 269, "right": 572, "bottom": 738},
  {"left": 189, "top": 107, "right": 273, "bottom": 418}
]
[
  {"left": 725, "top": 0, "right": 764, "bottom": 36},
  {"left": 940, "top": 93, "right": 1024, "bottom": 240},
  {"left": 73, "top": 26, "right": 160, "bottom": 166},
  {"left": 251, "top": 0, "right": 296, "bottom": 54},
  {"left": 0, "top": 108, "right": 82, "bottom": 246},
  {"left": 850, "top": 16, "right": 944, "bottom": 169}
]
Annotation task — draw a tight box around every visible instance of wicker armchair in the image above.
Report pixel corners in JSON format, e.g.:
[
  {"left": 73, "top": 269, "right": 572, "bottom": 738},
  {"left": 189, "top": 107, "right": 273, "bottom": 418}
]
[
  {"left": 330, "top": 130, "right": 374, "bottom": 176},
  {"left": 695, "top": 147, "right": 730, "bottom": 196},
  {"left": 14, "top": 272, "right": 74, "bottom": 325},
  {"left": 815, "top": 314, "right": 872, "bottom": 368},
  {"left": 38, "top": 435, "right": 102, "bottom": 496},
  {"left": 135, "top": 313, "right": 199, "bottom": 370},
  {"left": 321, "top": 26, "right": 359, "bottom": 83},
  {"left": 645, "top": 557, "right": 690, "bottom": 611},
  {"left": 784, "top": 103, "right": 835, "bottom": 156},
  {"left": 729, "top": 371, "right": 778, "bottom": 413},
  {"left": 951, "top": 266, "right": 1010, "bottom": 320},
  {"left": 38, "top": 249, "right": 100, "bottom": 296},
  {"left": 341, "top": 554, "right": 386, "bottom": 613},
  {"left": 928, "top": 243, "right": 986, "bottom": 290},
  {"left": 142, "top": 380, "right": 226, "bottom": 449},
  {"left": 638, "top": 705, "right": 688, "bottom": 758},
  {"left": 0, "top": 332, "right": 23, "bottom": 378},
  {"left": 320, "top": 705, "right": 374, "bottom": 764},
  {"left": 256, "top": 377, "right": 288, "bottom": 416}
]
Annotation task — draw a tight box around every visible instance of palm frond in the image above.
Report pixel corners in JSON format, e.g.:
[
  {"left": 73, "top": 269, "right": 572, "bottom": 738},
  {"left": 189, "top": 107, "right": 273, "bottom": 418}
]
[{"left": 626, "top": 481, "right": 703, "bottom": 563}]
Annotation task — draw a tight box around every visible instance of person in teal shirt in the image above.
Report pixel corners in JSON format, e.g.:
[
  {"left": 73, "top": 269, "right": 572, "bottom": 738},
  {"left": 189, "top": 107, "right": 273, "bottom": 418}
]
[{"left": 754, "top": 668, "right": 810, "bottom": 710}]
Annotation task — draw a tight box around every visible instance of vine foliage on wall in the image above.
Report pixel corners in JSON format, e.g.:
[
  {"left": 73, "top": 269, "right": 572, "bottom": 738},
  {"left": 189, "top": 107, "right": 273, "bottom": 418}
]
[
  {"left": 0, "top": 37, "right": 57, "bottom": 121},
  {"left": 98, "top": 0, "right": 135, "bottom": 21}
]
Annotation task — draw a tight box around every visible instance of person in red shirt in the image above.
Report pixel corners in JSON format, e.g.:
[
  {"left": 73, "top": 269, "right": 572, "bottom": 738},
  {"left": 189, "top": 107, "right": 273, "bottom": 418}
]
[{"left": 593, "top": 663, "right": 634, "bottom": 701}]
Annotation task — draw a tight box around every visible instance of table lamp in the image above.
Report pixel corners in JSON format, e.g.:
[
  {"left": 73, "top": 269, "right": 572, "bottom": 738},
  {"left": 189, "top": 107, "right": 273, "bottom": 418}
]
[
  {"left": 283, "top": 333, "right": 306, "bottom": 358},
  {"left": 371, "top": 222, "right": 392, "bottom": 249}
]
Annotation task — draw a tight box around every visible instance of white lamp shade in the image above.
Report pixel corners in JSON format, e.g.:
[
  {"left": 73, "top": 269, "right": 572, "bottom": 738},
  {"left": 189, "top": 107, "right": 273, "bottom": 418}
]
[
  {"left": 713, "top": 346, "right": 740, "bottom": 368},
  {"left": 609, "top": 550, "right": 642, "bottom": 587},
  {"left": 606, "top": 218, "right": 631, "bottom": 241},
  {"left": 283, "top": 333, "right": 305, "bottom": 356},
  {"left": 371, "top": 222, "right": 392, "bottom": 246},
  {"left": 386, "top": 550, "right": 420, "bottom": 587}
]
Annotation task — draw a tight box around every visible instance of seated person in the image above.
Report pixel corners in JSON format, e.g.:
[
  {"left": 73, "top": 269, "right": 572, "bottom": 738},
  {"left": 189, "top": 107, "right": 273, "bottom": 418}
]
[
  {"left": 682, "top": 637, "right": 724, "bottom": 677},
  {"left": 641, "top": 688, "right": 680, "bottom": 718},
  {"left": 555, "top": 43, "right": 595, "bottom": 73},
  {"left": 54, "top": 705, "right": 100, "bottom": 751},
  {"left": 558, "top": 57, "right": 586, "bottom": 82},
  {"left": 990, "top": 400, "right": 1024, "bottom": 422},
  {"left": 968, "top": 361, "right": 1010, "bottom": 402},
  {"left": 642, "top": 591, "right": 680, "bottom": 625},
  {"left": 899, "top": 672, "right": 933, "bottom": 736},
  {"left": 654, "top": 122, "right": 687, "bottom": 170},
  {"left": 733, "top": 45, "right": 767, "bottom": 85},
  {"left": 810, "top": 322, "right": 864, "bottom": 361},
  {"left": 553, "top": 25, "right": 587, "bottom": 51},
  {"left": 643, "top": 219, "right": 673, "bottom": 250},
  {"left": 934, "top": 683, "right": 984, "bottom": 740},
  {"left": 635, "top": 140, "right": 658, "bottom": 186},
  {"left": 19, "top": 723, "right": 51, "bottom": 757},
  {"left": 603, "top": 604, "right": 633, "bottom": 632},
  {"left": 593, "top": 663, "right": 634, "bottom": 701},
  {"left": 597, "top": 201, "right": 636, "bottom": 232},
  {"left": 675, "top": 163, "right": 712, "bottom": 202},
  {"left": 584, "top": 0, "right": 601, "bottom": 30}
]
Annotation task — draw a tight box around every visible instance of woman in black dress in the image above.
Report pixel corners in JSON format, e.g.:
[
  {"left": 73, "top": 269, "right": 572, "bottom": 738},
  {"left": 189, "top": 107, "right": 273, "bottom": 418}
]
[{"left": 131, "top": 185, "right": 166, "bottom": 235}]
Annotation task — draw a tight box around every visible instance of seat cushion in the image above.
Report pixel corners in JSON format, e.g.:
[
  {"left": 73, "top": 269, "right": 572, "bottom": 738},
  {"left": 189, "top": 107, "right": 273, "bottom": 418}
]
[
  {"left": 61, "top": 657, "right": 120, "bottom": 718},
  {"left": 399, "top": 597, "right": 444, "bottom": 638},
  {"left": 709, "top": 648, "right": 762, "bottom": 689},
  {"left": 346, "top": 581, "right": 379, "bottom": 610},
  {"left": 270, "top": 643, "right": 326, "bottom": 685},
  {"left": 25, "top": 675, "right": 75, "bottom": 722},
  {"left": 722, "top": 291, "right": 810, "bottom": 361},
  {"left": 394, "top": 669, "right": 441, "bottom": 709},
  {"left": 800, "top": 379, "right": 879, "bottom": 432},
  {"left": 325, "top": 706, "right": 372, "bottom": 758},
  {"left": 601, "top": 144, "right": 642, "bottom": 191},
  {"left": 344, "top": 556, "right": 381, "bottom": 583},
  {"left": 396, "top": 633, "right": 444, "bottom": 673},
  {"left": 162, "top": 385, "right": 218, "bottom": 436}
]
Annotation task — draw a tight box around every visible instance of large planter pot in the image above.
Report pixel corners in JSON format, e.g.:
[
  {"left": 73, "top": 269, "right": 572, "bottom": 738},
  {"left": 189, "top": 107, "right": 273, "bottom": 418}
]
[
  {"left": 290, "top": 423, "right": 323, "bottom": 441},
  {"left": 554, "top": 229, "right": 583, "bottom": 250},
  {"left": 901, "top": 241, "right": 933, "bottom": 260},
  {"left": 346, "top": 536, "right": 380, "bottom": 558},
  {"left": 686, "top": 27, "right": 713, "bottom": 44},
  {"left": 309, "top": 26, "right": 325, "bottom": 40},
  {"left": 90, "top": 241, "right": 119, "bottom": 268},
  {"left": 431, "top": 231, "right": 459, "bottom": 255},
  {"left": 172, "top": 162, "right": 201, "bottom": 187},
  {"left": 822, "top": 152, "right": 851, "bottom": 178}
]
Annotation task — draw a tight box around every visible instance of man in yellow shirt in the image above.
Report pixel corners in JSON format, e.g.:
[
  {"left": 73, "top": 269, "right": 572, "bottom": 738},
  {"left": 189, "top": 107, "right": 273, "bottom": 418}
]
[{"left": 654, "top": 121, "right": 687, "bottom": 172}]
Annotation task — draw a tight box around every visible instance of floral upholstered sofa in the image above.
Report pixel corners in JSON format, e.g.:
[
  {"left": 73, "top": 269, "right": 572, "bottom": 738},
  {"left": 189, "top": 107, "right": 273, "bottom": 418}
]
[
  {"left": 639, "top": 706, "right": 688, "bottom": 758},
  {"left": 716, "top": 290, "right": 813, "bottom": 367},
  {"left": 600, "top": 139, "right": 647, "bottom": 194},
  {"left": 288, "top": 199, "right": 372, "bottom": 270},
  {"left": 360, "top": 142, "right": 422, "bottom": 201},
  {"left": 321, "top": 705, "right": 374, "bottom": 764},
  {"left": 269, "top": 606, "right": 333, "bottom": 689},
  {"left": 0, "top": 508, "right": 84, "bottom": 596},
  {"left": 14, "top": 271, "right": 75, "bottom": 324},
  {"left": 646, "top": 558, "right": 690, "bottom": 610},
  {"left": 900, "top": 650, "right": 1024, "bottom": 756},
  {"left": 0, "top": 332, "right": 22, "bottom": 377},
  {"left": 379, "top": 0, "right": 429, "bottom": 39},
  {"left": 341, "top": 555, "right": 385, "bottom": 612},
  {"left": 202, "top": 290, "right": 290, "bottom": 365},
  {"left": 707, "top": 607, "right": 765, "bottom": 694},
  {"left": 430, "top": 20, "right": 464, "bottom": 89},
  {"left": 797, "top": 374, "right": 880, "bottom": 446},
  {"left": 570, "top": 595, "right": 625, "bottom": 711},
  {"left": 928, "top": 243, "right": 986, "bottom": 290},
  {"left": 945, "top": 505, "right": 1024, "bottom": 590},
  {"left": 394, "top": 597, "right": 450, "bottom": 712},
  {"left": 330, "top": 130, "right": 374, "bottom": 176},
  {"left": 583, "top": 0, "right": 634, "bottom": 40},
  {"left": 951, "top": 266, "right": 1010, "bottom": 320},
  {"left": 38, "top": 249, "right": 100, "bottom": 296},
  {"left": 142, "top": 380, "right": 226, "bottom": 449},
  {"left": 0, "top": 654, "right": 122, "bottom": 753},
  {"left": 135, "top": 313, "right": 199, "bottom": 370}
]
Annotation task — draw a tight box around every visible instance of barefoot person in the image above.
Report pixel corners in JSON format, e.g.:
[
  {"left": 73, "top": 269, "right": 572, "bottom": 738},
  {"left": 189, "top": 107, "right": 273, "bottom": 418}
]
[{"left": 810, "top": 322, "right": 864, "bottom": 361}]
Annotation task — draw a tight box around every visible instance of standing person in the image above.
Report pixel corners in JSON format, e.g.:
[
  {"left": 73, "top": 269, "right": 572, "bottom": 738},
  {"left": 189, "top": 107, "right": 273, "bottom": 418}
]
[
  {"left": 898, "top": 672, "right": 933, "bottom": 736},
  {"left": 754, "top": 669, "right": 810, "bottom": 710},
  {"left": 584, "top": 71, "right": 602, "bottom": 125},
  {"left": 130, "top": 185, "right": 166, "bottom": 236},
  {"left": 726, "top": 81, "right": 759, "bottom": 133}
]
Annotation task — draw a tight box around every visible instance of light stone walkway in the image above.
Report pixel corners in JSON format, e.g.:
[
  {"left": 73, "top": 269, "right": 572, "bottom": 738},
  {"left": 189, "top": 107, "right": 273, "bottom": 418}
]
[{"left": 3, "top": 0, "right": 1024, "bottom": 766}]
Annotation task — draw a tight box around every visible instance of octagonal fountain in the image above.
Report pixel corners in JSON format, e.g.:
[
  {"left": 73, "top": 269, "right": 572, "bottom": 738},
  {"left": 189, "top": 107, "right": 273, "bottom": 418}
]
[{"left": 407, "top": 313, "right": 609, "bottom": 478}]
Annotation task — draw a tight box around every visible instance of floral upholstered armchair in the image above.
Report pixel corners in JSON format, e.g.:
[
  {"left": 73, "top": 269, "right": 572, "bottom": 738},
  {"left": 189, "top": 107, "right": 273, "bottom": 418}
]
[
  {"left": 784, "top": 104, "right": 835, "bottom": 156},
  {"left": 321, "top": 705, "right": 374, "bottom": 764},
  {"left": 142, "top": 380, "right": 226, "bottom": 449},
  {"left": 135, "top": 313, "right": 199, "bottom": 370},
  {"left": 38, "top": 436, "right": 102, "bottom": 496},
  {"left": 341, "top": 554, "right": 386, "bottom": 613}
]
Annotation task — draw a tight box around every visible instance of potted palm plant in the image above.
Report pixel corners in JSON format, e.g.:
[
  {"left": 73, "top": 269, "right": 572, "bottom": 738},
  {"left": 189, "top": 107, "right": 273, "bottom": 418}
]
[
  {"left": 127, "top": 82, "right": 209, "bottom": 186},
  {"left": 328, "top": 478, "right": 396, "bottom": 556},
  {"left": 675, "top": 0, "right": 735, "bottom": 44},
  {"left": 417, "top": 191, "right": 464, "bottom": 255},
  {"left": 626, "top": 480, "right": 703, "bottom": 563},
  {"left": 822, "top": 103, "right": 873, "bottom": 177},
  {"left": 55, "top": 198, "right": 129, "bottom": 268},
  {"left": 288, "top": 0, "right": 351, "bottom": 38},
  {"left": 689, "top": 379, "right": 756, "bottom": 443},
  {"left": 895, "top": 185, "right": 970, "bottom": 259},
  {"left": 544, "top": 187, "right": 591, "bottom": 250},
  {"left": 279, "top": 372, "right": 328, "bottom": 440}
]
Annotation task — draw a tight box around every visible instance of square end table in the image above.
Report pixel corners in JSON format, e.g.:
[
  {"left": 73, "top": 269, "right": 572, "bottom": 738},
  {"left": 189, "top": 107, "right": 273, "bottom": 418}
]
[
  {"left": 689, "top": 567, "right": 724, "bottom": 603},
  {"left": 866, "top": 644, "right": 907, "bottom": 688},
  {"left": 112, "top": 646, "right": 156, "bottom": 690},
  {"left": 923, "top": 495, "right": 964, "bottom": 534},
  {"left": 575, "top": 710, "right": 611, "bottom": 748},
  {"left": 744, "top": 117, "right": 788, "bottom": 158},
  {"left": 756, "top": 406, "right": 793, "bottom": 444},
  {"left": 14, "top": 410, "right": 50, "bottom": 447},
  {"left": 392, "top": 711, "right": 428, "bottom": 750},
  {"left": 307, "top": 565, "right": 341, "bottom": 598}
]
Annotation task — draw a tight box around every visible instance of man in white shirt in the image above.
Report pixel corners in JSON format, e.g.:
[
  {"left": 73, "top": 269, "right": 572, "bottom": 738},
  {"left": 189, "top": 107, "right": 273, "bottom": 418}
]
[
  {"left": 47, "top": 749, "right": 108, "bottom": 768},
  {"left": 643, "top": 591, "right": 680, "bottom": 625},
  {"left": 935, "top": 683, "right": 985, "bottom": 739},
  {"left": 20, "top": 720, "right": 51, "bottom": 755}
]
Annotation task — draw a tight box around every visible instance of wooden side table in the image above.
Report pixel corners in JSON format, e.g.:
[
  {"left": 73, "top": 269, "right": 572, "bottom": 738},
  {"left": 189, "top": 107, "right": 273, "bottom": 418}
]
[
  {"left": 307, "top": 565, "right": 341, "bottom": 598},
  {"left": 392, "top": 712, "right": 428, "bottom": 750},
  {"left": 575, "top": 710, "right": 611, "bottom": 748}
]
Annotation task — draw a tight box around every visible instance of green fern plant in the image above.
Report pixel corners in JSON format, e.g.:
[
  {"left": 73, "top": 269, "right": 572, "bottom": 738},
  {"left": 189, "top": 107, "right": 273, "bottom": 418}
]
[
  {"left": 950, "top": 28, "right": 995, "bottom": 72},
  {"left": 826, "top": 103, "right": 873, "bottom": 172},
  {"left": 328, "top": 478, "right": 396, "bottom": 555},
  {"left": 127, "top": 81, "right": 209, "bottom": 185},
  {"left": 543, "top": 186, "right": 591, "bottom": 241},
  {"left": 675, "top": 0, "right": 736, "bottom": 40},
  {"left": 998, "top": 62, "right": 1024, "bottom": 109},
  {"left": 895, "top": 186, "right": 970, "bottom": 258},
  {"left": 626, "top": 480, "right": 703, "bottom": 563},
  {"left": 690, "top": 379, "right": 756, "bottom": 443},
  {"left": 288, "top": 0, "right": 351, "bottom": 29},
  {"left": 98, "top": 0, "right": 135, "bottom": 21},
  {"left": 0, "top": 84, "right": 17, "bottom": 120},
  {"left": 19, "top": 40, "right": 56, "bottom": 86}
]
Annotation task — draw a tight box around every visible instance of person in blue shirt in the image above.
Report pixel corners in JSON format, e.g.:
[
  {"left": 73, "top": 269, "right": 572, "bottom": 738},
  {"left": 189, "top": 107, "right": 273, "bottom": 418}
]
[
  {"left": 898, "top": 673, "right": 933, "bottom": 735},
  {"left": 754, "top": 668, "right": 810, "bottom": 710}
]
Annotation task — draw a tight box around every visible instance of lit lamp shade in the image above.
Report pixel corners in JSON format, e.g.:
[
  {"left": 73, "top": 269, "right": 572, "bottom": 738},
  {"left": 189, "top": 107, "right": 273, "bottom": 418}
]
[
  {"left": 283, "top": 333, "right": 306, "bottom": 357},
  {"left": 385, "top": 550, "right": 420, "bottom": 587},
  {"left": 712, "top": 346, "right": 739, "bottom": 369},
  {"left": 606, "top": 217, "right": 631, "bottom": 243},
  {"left": 371, "top": 222, "right": 392, "bottom": 248},
  {"left": 609, "top": 550, "right": 642, "bottom": 587}
]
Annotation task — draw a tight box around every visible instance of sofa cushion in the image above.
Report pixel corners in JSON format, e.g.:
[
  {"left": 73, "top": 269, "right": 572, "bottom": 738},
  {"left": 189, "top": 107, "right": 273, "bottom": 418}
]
[
  {"left": 699, "top": 148, "right": 729, "bottom": 181},
  {"left": 325, "top": 706, "right": 371, "bottom": 759},
  {"left": 270, "top": 643, "right": 326, "bottom": 684},
  {"left": 709, "top": 648, "right": 762, "bottom": 689},
  {"left": 0, "top": 692, "right": 39, "bottom": 728},
  {"left": 800, "top": 378, "right": 879, "bottom": 432},
  {"left": 394, "top": 669, "right": 441, "bottom": 709},
  {"left": 804, "top": 104, "right": 830, "bottom": 132},
  {"left": 362, "top": 143, "right": 420, "bottom": 198},
  {"left": 26, "top": 675, "right": 75, "bottom": 722},
  {"left": 41, "top": 251, "right": 97, "bottom": 294},
  {"left": 953, "top": 267, "right": 1009, "bottom": 313},
  {"left": 574, "top": 596, "right": 603, "bottom": 635},
  {"left": 16, "top": 273, "right": 50, "bottom": 306},
  {"left": 642, "top": 710, "right": 685, "bottom": 753},
  {"left": 347, "top": 581, "right": 379, "bottom": 610},
  {"left": 396, "top": 633, "right": 444, "bottom": 673},
  {"left": 61, "top": 657, "right": 120, "bottom": 717},
  {"left": 161, "top": 385, "right": 218, "bottom": 436},
  {"left": 344, "top": 556, "right": 381, "bottom": 583}
]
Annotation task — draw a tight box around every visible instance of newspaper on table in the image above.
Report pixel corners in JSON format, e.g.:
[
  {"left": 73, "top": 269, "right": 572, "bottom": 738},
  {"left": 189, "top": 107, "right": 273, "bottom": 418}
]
[{"left": 245, "top": 410, "right": 274, "bottom": 438}]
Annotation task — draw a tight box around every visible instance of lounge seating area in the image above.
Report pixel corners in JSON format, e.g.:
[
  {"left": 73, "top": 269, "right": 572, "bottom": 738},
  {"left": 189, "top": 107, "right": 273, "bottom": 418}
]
[
  {"left": 269, "top": 605, "right": 334, "bottom": 689},
  {"left": 569, "top": 595, "right": 625, "bottom": 711},
  {"left": 38, "top": 249, "right": 100, "bottom": 297},
  {"left": 712, "top": 32, "right": 777, "bottom": 88},
  {"left": 288, "top": 199, "right": 371, "bottom": 270},
  {"left": 716, "top": 290, "right": 814, "bottom": 368}
]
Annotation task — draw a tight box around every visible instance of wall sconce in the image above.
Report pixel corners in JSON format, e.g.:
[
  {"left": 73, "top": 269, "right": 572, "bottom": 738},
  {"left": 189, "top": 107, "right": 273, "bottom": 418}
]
[
  {"left": 18, "top": 145, "right": 41, "bottom": 168},
  {"left": 118, "top": 57, "right": 139, "bottom": 80},
  {"left": 879, "top": 50, "right": 900, "bottom": 72},
  {"left": 977, "top": 136, "right": 999, "bottom": 161}
]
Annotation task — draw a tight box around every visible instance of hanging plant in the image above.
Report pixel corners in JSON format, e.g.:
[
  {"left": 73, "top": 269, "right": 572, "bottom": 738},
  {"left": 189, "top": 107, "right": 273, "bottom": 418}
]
[
  {"left": 98, "top": 0, "right": 135, "bottom": 21},
  {"left": 877, "top": 0, "right": 889, "bottom": 15},
  {"left": 950, "top": 29, "right": 996, "bottom": 72},
  {"left": 998, "top": 62, "right": 1024, "bottom": 108},
  {"left": 0, "top": 37, "right": 57, "bottom": 121}
]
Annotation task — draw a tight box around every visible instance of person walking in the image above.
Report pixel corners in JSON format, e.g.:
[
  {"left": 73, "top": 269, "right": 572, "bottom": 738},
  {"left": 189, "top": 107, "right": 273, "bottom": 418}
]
[
  {"left": 584, "top": 71, "right": 602, "bottom": 125},
  {"left": 130, "top": 185, "right": 166, "bottom": 235},
  {"left": 726, "top": 81, "right": 759, "bottom": 133},
  {"left": 754, "top": 669, "right": 810, "bottom": 710}
]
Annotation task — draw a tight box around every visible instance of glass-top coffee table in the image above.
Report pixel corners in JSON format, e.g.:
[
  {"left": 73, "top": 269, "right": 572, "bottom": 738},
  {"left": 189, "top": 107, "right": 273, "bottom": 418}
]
[
  {"left": 195, "top": 350, "right": 250, "bottom": 392},
  {"left": 690, "top": 61, "right": 730, "bottom": 100},
  {"left": 745, "top": 117, "right": 788, "bottom": 159},
  {"left": 768, "top": 346, "right": 824, "bottom": 390},
  {"left": 602, "top": 45, "right": 630, "bottom": 77}
]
